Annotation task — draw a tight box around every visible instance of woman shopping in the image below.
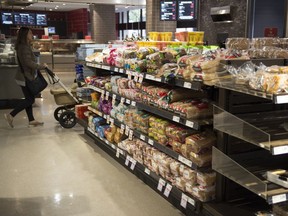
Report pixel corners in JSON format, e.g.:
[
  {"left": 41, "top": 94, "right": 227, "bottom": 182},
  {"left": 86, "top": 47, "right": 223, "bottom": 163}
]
[{"left": 4, "top": 27, "right": 48, "bottom": 128}]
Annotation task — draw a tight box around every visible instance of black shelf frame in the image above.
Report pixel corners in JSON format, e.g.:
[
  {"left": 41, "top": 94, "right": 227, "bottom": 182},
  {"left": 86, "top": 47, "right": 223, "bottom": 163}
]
[{"left": 85, "top": 127, "right": 202, "bottom": 216}]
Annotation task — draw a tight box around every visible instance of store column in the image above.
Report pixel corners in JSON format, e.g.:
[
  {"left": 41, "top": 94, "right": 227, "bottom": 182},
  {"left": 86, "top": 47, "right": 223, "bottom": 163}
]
[
  {"left": 146, "top": 0, "right": 177, "bottom": 39},
  {"left": 89, "top": 4, "right": 116, "bottom": 43}
]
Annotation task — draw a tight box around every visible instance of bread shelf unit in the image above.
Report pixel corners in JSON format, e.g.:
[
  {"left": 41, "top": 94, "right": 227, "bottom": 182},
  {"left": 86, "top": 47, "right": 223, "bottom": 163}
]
[
  {"left": 213, "top": 105, "right": 288, "bottom": 155},
  {"left": 212, "top": 147, "right": 288, "bottom": 205},
  {"left": 85, "top": 126, "right": 201, "bottom": 216}
]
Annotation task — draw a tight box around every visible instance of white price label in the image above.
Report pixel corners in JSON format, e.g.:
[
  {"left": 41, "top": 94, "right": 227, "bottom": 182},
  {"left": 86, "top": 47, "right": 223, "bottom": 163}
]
[
  {"left": 125, "top": 125, "right": 130, "bottom": 136},
  {"left": 127, "top": 71, "right": 132, "bottom": 80},
  {"left": 188, "top": 198, "right": 195, "bottom": 206},
  {"left": 125, "top": 156, "right": 130, "bottom": 166},
  {"left": 163, "top": 183, "right": 173, "bottom": 197},
  {"left": 126, "top": 99, "right": 131, "bottom": 104},
  {"left": 184, "top": 82, "right": 192, "bottom": 89},
  {"left": 101, "top": 93, "right": 104, "bottom": 99},
  {"left": 120, "top": 97, "right": 125, "bottom": 104},
  {"left": 180, "top": 193, "right": 188, "bottom": 209},
  {"left": 120, "top": 124, "right": 125, "bottom": 134},
  {"left": 140, "top": 134, "right": 146, "bottom": 141},
  {"left": 173, "top": 116, "right": 180, "bottom": 123},
  {"left": 146, "top": 74, "right": 154, "bottom": 80},
  {"left": 128, "top": 130, "right": 134, "bottom": 140},
  {"left": 178, "top": 155, "right": 193, "bottom": 167},
  {"left": 155, "top": 77, "right": 161, "bottom": 82},
  {"left": 148, "top": 139, "right": 154, "bottom": 146},
  {"left": 103, "top": 65, "right": 110, "bottom": 70},
  {"left": 276, "top": 95, "right": 288, "bottom": 104},
  {"left": 116, "top": 148, "right": 120, "bottom": 158},
  {"left": 131, "top": 101, "right": 136, "bottom": 106},
  {"left": 105, "top": 140, "right": 109, "bottom": 145},
  {"left": 106, "top": 115, "right": 110, "bottom": 124},
  {"left": 130, "top": 159, "right": 137, "bottom": 170},
  {"left": 157, "top": 178, "right": 166, "bottom": 192},
  {"left": 138, "top": 74, "right": 144, "bottom": 83},
  {"left": 134, "top": 73, "right": 139, "bottom": 82},
  {"left": 119, "top": 68, "right": 124, "bottom": 73},
  {"left": 105, "top": 92, "right": 109, "bottom": 100},
  {"left": 112, "top": 94, "right": 117, "bottom": 100},
  {"left": 110, "top": 118, "right": 114, "bottom": 127},
  {"left": 111, "top": 144, "right": 116, "bottom": 150},
  {"left": 144, "top": 168, "right": 151, "bottom": 175},
  {"left": 185, "top": 120, "right": 194, "bottom": 128},
  {"left": 273, "top": 145, "right": 288, "bottom": 155},
  {"left": 272, "top": 194, "right": 287, "bottom": 204},
  {"left": 103, "top": 114, "right": 107, "bottom": 119}
]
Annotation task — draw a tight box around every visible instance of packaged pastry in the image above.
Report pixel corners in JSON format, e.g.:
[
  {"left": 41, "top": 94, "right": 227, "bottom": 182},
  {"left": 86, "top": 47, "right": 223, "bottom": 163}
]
[
  {"left": 197, "top": 172, "right": 216, "bottom": 186},
  {"left": 175, "top": 177, "right": 187, "bottom": 191},
  {"left": 185, "top": 182, "right": 196, "bottom": 195},
  {"left": 180, "top": 144, "right": 193, "bottom": 158},
  {"left": 170, "top": 161, "right": 181, "bottom": 176},
  {"left": 189, "top": 151, "right": 212, "bottom": 167},
  {"left": 185, "top": 131, "right": 216, "bottom": 153},
  {"left": 192, "top": 185, "right": 215, "bottom": 202},
  {"left": 170, "top": 139, "right": 182, "bottom": 153},
  {"left": 166, "top": 124, "right": 195, "bottom": 143},
  {"left": 183, "top": 169, "right": 196, "bottom": 182}
]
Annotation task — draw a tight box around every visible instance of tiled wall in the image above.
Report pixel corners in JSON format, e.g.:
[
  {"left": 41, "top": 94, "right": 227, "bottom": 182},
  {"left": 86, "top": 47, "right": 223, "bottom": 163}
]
[
  {"left": 89, "top": 4, "right": 116, "bottom": 43},
  {"left": 146, "top": 0, "right": 177, "bottom": 39},
  {"left": 199, "top": 0, "right": 247, "bottom": 45}
]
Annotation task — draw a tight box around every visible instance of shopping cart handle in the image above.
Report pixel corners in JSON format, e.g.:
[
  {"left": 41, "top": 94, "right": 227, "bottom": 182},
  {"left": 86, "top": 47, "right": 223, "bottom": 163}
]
[{"left": 45, "top": 67, "right": 55, "bottom": 77}]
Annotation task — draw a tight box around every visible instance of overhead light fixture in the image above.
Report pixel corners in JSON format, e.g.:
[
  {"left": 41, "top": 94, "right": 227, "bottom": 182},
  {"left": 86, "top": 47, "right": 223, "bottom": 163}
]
[
  {"left": 62, "top": 3, "right": 65, "bottom": 5},
  {"left": 49, "top": 8, "right": 52, "bottom": 11}
]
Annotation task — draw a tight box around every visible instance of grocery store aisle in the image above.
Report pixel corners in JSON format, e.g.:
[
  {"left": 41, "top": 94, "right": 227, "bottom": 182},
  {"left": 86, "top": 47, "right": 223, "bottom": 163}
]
[{"left": 0, "top": 72, "right": 183, "bottom": 216}]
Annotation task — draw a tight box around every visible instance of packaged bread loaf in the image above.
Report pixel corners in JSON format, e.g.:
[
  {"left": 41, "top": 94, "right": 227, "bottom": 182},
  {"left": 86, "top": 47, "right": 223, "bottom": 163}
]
[
  {"left": 197, "top": 172, "right": 216, "bottom": 186},
  {"left": 189, "top": 151, "right": 212, "bottom": 167},
  {"left": 192, "top": 185, "right": 215, "bottom": 202},
  {"left": 185, "top": 130, "right": 216, "bottom": 153}
]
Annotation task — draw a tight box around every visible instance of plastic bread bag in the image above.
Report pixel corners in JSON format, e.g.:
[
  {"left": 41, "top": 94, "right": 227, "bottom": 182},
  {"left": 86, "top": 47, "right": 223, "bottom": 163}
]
[
  {"left": 175, "top": 177, "right": 187, "bottom": 191},
  {"left": 170, "top": 160, "right": 181, "bottom": 177},
  {"left": 225, "top": 38, "right": 250, "bottom": 50},
  {"left": 183, "top": 169, "right": 197, "bottom": 182},
  {"left": 137, "top": 47, "right": 159, "bottom": 60},
  {"left": 189, "top": 151, "right": 212, "bottom": 167},
  {"left": 192, "top": 185, "right": 215, "bottom": 202},
  {"left": 185, "top": 130, "right": 216, "bottom": 153},
  {"left": 265, "top": 73, "right": 288, "bottom": 94},
  {"left": 197, "top": 171, "right": 216, "bottom": 186},
  {"left": 170, "top": 139, "right": 182, "bottom": 153}
]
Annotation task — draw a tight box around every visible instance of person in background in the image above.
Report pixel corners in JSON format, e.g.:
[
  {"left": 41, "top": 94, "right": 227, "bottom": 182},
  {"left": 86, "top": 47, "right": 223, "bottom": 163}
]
[{"left": 4, "top": 27, "right": 48, "bottom": 128}]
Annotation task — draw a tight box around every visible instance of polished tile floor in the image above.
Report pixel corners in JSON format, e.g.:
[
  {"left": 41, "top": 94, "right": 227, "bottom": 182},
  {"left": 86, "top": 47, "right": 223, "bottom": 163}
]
[{"left": 0, "top": 73, "right": 183, "bottom": 216}]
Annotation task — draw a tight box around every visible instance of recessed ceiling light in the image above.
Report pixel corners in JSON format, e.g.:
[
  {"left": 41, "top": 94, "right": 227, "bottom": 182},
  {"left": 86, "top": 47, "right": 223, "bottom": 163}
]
[
  {"left": 49, "top": 9, "right": 52, "bottom": 11},
  {"left": 62, "top": 3, "right": 66, "bottom": 5}
]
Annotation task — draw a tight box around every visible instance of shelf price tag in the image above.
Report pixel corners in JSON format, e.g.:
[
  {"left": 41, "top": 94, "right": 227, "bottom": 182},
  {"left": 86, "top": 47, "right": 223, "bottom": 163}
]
[
  {"left": 127, "top": 71, "right": 132, "bottom": 80},
  {"left": 144, "top": 168, "right": 151, "bottom": 175},
  {"left": 103, "top": 65, "right": 110, "bottom": 70},
  {"left": 148, "top": 139, "right": 154, "bottom": 146},
  {"left": 275, "top": 95, "right": 288, "bottom": 104},
  {"left": 272, "top": 194, "right": 287, "bottom": 204},
  {"left": 138, "top": 74, "right": 144, "bottom": 83},
  {"left": 130, "top": 158, "right": 137, "bottom": 170},
  {"left": 112, "top": 94, "right": 116, "bottom": 106},
  {"left": 185, "top": 120, "right": 194, "bottom": 128},
  {"left": 131, "top": 101, "right": 136, "bottom": 106},
  {"left": 126, "top": 99, "right": 131, "bottom": 104},
  {"left": 157, "top": 178, "right": 166, "bottom": 192},
  {"left": 125, "top": 125, "right": 130, "bottom": 136},
  {"left": 178, "top": 155, "right": 193, "bottom": 167},
  {"left": 120, "top": 124, "right": 125, "bottom": 134},
  {"left": 172, "top": 115, "right": 180, "bottom": 123},
  {"left": 116, "top": 148, "right": 120, "bottom": 158},
  {"left": 105, "top": 92, "right": 109, "bottom": 100},
  {"left": 110, "top": 118, "right": 114, "bottom": 127},
  {"left": 119, "top": 68, "right": 124, "bottom": 73},
  {"left": 125, "top": 155, "right": 130, "bottom": 166},
  {"left": 140, "top": 134, "right": 146, "bottom": 141},
  {"left": 145, "top": 74, "right": 154, "bottom": 80},
  {"left": 188, "top": 198, "right": 195, "bottom": 206},
  {"left": 134, "top": 73, "right": 139, "bottom": 82},
  {"left": 184, "top": 82, "right": 192, "bottom": 89},
  {"left": 163, "top": 183, "right": 173, "bottom": 198},
  {"left": 273, "top": 146, "right": 288, "bottom": 155},
  {"left": 128, "top": 130, "right": 134, "bottom": 140},
  {"left": 180, "top": 193, "right": 188, "bottom": 209},
  {"left": 106, "top": 115, "right": 110, "bottom": 124},
  {"left": 120, "top": 97, "right": 125, "bottom": 104}
]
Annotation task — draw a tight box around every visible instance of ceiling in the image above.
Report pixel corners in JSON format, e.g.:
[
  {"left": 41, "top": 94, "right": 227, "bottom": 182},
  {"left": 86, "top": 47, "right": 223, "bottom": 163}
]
[{"left": 0, "top": 0, "right": 145, "bottom": 12}]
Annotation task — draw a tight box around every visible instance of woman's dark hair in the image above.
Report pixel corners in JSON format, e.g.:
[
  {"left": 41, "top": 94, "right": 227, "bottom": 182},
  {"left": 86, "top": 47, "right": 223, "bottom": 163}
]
[{"left": 15, "top": 27, "right": 31, "bottom": 50}]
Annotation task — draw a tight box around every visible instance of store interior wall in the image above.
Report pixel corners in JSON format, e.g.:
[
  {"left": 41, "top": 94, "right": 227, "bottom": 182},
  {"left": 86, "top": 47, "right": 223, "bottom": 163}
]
[
  {"left": 248, "top": 0, "right": 286, "bottom": 38},
  {"left": 198, "top": 0, "right": 247, "bottom": 46}
]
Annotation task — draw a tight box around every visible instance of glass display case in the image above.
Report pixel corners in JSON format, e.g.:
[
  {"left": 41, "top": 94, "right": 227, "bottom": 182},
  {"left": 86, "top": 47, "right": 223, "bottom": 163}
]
[{"left": 32, "top": 39, "right": 95, "bottom": 72}]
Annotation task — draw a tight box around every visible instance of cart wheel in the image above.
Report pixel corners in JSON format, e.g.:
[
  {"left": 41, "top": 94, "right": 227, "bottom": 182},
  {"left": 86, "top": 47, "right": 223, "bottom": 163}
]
[
  {"left": 54, "top": 106, "right": 67, "bottom": 121},
  {"left": 59, "top": 111, "right": 76, "bottom": 128}
]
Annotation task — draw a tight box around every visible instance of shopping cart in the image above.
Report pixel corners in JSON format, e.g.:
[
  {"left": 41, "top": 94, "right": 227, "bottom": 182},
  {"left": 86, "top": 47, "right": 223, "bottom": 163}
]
[{"left": 45, "top": 68, "right": 81, "bottom": 128}]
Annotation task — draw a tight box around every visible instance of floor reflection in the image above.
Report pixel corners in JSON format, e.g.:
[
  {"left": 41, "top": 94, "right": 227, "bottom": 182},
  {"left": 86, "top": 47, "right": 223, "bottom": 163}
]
[{"left": 0, "top": 195, "right": 89, "bottom": 216}]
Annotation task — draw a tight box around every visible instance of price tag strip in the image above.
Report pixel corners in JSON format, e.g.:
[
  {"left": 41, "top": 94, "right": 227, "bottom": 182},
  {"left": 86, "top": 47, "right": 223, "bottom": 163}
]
[
  {"left": 273, "top": 145, "right": 288, "bottom": 155},
  {"left": 130, "top": 158, "right": 137, "bottom": 170},
  {"left": 180, "top": 193, "right": 188, "bottom": 209},
  {"left": 178, "top": 155, "right": 193, "bottom": 168},
  {"left": 163, "top": 183, "right": 173, "bottom": 197},
  {"left": 125, "top": 155, "right": 130, "bottom": 166},
  {"left": 157, "top": 178, "right": 166, "bottom": 192},
  {"left": 172, "top": 115, "right": 180, "bottom": 123},
  {"left": 272, "top": 194, "right": 287, "bottom": 204}
]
